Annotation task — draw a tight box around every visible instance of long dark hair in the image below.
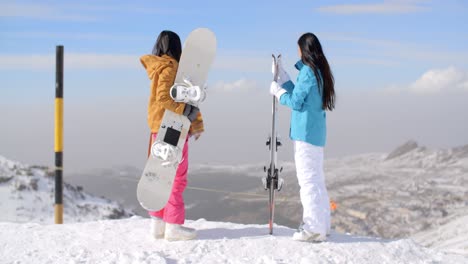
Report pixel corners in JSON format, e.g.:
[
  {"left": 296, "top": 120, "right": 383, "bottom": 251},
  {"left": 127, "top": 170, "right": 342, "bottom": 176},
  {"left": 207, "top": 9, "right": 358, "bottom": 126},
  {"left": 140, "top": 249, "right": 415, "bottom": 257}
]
[
  {"left": 298, "top": 33, "right": 335, "bottom": 111},
  {"left": 152, "top": 30, "right": 182, "bottom": 62}
]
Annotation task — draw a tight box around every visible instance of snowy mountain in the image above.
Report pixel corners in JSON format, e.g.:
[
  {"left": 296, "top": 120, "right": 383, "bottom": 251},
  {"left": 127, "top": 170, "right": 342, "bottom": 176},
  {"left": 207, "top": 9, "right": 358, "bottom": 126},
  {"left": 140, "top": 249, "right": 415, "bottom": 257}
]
[
  {"left": 67, "top": 141, "right": 468, "bottom": 242},
  {"left": 1, "top": 217, "right": 466, "bottom": 264},
  {"left": 413, "top": 214, "right": 468, "bottom": 257},
  {"left": 0, "top": 155, "right": 134, "bottom": 223},
  {"left": 182, "top": 141, "right": 468, "bottom": 239},
  {"left": 1, "top": 144, "right": 467, "bottom": 262},
  {"left": 324, "top": 141, "right": 468, "bottom": 239}
]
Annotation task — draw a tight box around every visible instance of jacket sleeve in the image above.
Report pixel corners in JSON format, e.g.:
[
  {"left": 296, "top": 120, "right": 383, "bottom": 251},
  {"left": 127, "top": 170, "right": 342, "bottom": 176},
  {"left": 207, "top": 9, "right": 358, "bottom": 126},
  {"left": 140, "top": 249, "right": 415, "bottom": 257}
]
[
  {"left": 279, "top": 71, "right": 315, "bottom": 111},
  {"left": 281, "top": 80, "right": 295, "bottom": 93},
  {"left": 190, "top": 111, "right": 205, "bottom": 134},
  {"left": 156, "top": 66, "right": 186, "bottom": 115},
  {"left": 140, "top": 56, "right": 155, "bottom": 80}
]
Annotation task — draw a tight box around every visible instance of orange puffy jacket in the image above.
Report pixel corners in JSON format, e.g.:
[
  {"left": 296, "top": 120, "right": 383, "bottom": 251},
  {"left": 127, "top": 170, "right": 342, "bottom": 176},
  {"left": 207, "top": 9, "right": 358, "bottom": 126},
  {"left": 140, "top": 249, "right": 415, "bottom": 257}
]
[{"left": 140, "top": 54, "right": 204, "bottom": 134}]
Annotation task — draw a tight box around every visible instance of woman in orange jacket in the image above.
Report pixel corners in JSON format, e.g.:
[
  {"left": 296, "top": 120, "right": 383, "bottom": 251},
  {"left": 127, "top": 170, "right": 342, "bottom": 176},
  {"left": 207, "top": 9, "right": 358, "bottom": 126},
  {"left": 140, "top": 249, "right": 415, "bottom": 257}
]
[{"left": 140, "top": 30, "right": 204, "bottom": 241}]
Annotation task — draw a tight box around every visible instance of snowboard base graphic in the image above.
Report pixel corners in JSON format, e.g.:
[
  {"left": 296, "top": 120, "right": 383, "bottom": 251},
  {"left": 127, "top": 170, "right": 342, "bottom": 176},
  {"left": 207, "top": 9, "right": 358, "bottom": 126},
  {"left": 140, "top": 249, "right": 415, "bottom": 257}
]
[{"left": 137, "top": 110, "right": 190, "bottom": 211}]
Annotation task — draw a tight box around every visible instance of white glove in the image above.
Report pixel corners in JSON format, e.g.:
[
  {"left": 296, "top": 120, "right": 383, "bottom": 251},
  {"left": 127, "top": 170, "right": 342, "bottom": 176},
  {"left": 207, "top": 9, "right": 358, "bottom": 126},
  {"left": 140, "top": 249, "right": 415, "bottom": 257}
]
[
  {"left": 191, "top": 132, "right": 202, "bottom": 141},
  {"left": 270, "top": 81, "right": 287, "bottom": 99},
  {"left": 276, "top": 56, "right": 290, "bottom": 85}
]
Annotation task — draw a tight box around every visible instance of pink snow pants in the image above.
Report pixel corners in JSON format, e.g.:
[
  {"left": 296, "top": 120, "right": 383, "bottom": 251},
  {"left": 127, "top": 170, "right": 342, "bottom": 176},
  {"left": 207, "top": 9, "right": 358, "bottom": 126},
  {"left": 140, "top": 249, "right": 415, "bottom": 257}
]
[{"left": 148, "top": 133, "right": 189, "bottom": 224}]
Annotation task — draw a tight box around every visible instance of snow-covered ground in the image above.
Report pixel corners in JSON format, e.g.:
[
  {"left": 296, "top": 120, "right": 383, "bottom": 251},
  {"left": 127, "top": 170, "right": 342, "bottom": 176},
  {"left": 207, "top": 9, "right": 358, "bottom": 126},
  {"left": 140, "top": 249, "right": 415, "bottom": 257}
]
[
  {"left": 413, "top": 214, "right": 468, "bottom": 257},
  {"left": 67, "top": 142, "right": 468, "bottom": 241},
  {"left": 185, "top": 141, "right": 468, "bottom": 239},
  {"left": 2, "top": 142, "right": 467, "bottom": 263},
  {"left": 1, "top": 217, "right": 466, "bottom": 264},
  {"left": 0, "top": 155, "right": 133, "bottom": 223}
]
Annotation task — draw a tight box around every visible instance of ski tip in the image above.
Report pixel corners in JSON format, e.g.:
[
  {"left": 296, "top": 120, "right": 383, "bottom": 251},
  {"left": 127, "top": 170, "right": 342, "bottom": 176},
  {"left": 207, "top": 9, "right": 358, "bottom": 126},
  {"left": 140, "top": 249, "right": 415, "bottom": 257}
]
[{"left": 271, "top": 54, "right": 282, "bottom": 59}]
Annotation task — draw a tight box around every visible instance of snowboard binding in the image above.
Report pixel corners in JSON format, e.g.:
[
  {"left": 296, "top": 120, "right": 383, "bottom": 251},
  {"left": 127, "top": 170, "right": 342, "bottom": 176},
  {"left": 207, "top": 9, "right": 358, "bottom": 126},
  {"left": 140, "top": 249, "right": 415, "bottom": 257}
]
[
  {"left": 170, "top": 77, "right": 207, "bottom": 106},
  {"left": 151, "top": 141, "right": 182, "bottom": 168}
]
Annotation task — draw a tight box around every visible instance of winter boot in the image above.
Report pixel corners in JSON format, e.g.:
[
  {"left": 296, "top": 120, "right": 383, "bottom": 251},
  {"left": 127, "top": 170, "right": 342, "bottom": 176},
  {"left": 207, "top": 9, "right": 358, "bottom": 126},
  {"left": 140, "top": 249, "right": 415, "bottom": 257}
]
[
  {"left": 164, "top": 223, "right": 197, "bottom": 241},
  {"left": 150, "top": 217, "right": 165, "bottom": 239},
  {"left": 292, "top": 228, "right": 326, "bottom": 242},
  {"left": 298, "top": 221, "right": 330, "bottom": 237}
]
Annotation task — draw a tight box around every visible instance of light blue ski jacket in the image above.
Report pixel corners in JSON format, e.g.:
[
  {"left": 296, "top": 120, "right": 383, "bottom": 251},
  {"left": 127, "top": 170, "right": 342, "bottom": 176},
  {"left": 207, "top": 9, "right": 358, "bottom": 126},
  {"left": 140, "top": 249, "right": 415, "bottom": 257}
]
[{"left": 279, "top": 60, "right": 326, "bottom": 147}]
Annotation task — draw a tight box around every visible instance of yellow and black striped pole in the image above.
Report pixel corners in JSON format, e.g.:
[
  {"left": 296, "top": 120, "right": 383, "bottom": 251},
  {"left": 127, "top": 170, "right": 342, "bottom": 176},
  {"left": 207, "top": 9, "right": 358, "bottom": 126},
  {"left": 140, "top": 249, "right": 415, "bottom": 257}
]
[{"left": 55, "top": 45, "right": 64, "bottom": 224}]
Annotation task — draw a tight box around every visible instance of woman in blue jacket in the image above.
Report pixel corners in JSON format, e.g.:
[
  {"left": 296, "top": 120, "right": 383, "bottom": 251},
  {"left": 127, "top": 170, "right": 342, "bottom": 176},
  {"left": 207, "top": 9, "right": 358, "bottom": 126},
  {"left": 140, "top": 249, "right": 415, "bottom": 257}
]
[{"left": 270, "top": 33, "right": 335, "bottom": 242}]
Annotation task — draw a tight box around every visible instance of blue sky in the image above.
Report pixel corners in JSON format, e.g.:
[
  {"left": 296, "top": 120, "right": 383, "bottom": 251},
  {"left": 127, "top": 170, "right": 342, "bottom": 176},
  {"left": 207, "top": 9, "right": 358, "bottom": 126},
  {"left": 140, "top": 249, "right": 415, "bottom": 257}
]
[
  {"left": 1, "top": 0, "right": 468, "bottom": 169},
  {"left": 2, "top": 0, "right": 467, "bottom": 100}
]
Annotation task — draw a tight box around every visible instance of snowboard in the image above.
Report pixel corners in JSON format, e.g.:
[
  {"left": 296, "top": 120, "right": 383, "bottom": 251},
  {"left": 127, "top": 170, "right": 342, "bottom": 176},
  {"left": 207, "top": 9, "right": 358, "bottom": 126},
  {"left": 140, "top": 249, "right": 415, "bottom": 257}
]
[{"left": 137, "top": 28, "right": 217, "bottom": 211}]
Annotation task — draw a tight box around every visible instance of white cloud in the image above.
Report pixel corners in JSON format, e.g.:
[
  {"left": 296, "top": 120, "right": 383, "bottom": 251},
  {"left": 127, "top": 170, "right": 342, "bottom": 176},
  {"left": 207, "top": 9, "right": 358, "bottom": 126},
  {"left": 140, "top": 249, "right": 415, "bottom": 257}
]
[
  {"left": 318, "top": 32, "right": 468, "bottom": 67},
  {"left": 331, "top": 57, "right": 399, "bottom": 67},
  {"left": 213, "top": 54, "right": 271, "bottom": 73},
  {"left": 67, "top": 4, "right": 180, "bottom": 15},
  {"left": 66, "top": 54, "right": 139, "bottom": 70},
  {"left": 317, "top": 0, "right": 430, "bottom": 14},
  {"left": 0, "top": 3, "right": 97, "bottom": 21},
  {"left": 0, "top": 31, "right": 151, "bottom": 42},
  {"left": 0, "top": 53, "right": 139, "bottom": 70},
  {"left": 319, "top": 33, "right": 402, "bottom": 47},
  {"left": 0, "top": 51, "right": 273, "bottom": 73},
  {"left": 386, "top": 67, "right": 468, "bottom": 94},
  {"left": 0, "top": 2, "right": 178, "bottom": 21},
  {"left": 409, "top": 67, "right": 468, "bottom": 94},
  {"left": 460, "top": 81, "right": 468, "bottom": 91},
  {"left": 212, "top": 79, "right": 259, "bottom": 92}
]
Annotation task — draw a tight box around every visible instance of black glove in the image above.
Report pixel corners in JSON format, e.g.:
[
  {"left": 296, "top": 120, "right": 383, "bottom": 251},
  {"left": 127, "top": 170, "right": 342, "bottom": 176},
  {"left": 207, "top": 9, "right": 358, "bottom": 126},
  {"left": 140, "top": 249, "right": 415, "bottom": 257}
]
[
  {"left": 187, "top": 106, "right": 200, "bottom": 123},
  {"left": 183, "top": 104, "right": 192, "bottom": 117},
  {"left": 182, "top": 104, "right": 199, "bottom": 123}
]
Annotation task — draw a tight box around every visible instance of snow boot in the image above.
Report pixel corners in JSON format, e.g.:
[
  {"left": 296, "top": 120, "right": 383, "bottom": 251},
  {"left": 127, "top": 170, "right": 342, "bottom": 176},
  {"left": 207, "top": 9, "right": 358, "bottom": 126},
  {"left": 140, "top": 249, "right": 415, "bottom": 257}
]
[
  {"left": 150, "top": 217, "right": 166, "bottom": 239},
  {"left": 298, "top": 221, "right": 330, "bottom": 237},
  {"left": 164, "top": 223, "right": 197, "bottom": 241},
  {"left": 292, "top": 229, "right": 326, "bottom": 242}
]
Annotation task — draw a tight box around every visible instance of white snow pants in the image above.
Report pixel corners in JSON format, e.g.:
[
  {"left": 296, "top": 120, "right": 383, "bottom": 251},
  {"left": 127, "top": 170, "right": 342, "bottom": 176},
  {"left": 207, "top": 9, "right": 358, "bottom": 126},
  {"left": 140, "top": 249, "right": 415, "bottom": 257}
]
[{"left": 294, "top": 141, "right": 331, "bottom": 236}]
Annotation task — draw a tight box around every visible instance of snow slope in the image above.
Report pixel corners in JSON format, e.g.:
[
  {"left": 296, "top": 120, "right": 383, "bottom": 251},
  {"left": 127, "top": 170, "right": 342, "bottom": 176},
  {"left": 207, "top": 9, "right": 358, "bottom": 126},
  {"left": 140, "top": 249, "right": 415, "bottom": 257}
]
[
  {"left": 67, "top": 141, "right": 468, "bottom": 240},
  {"left": 413, "top": 214, "right": 468, "bottom": 256},
  {"left": 183, "top": 141, "right": 468, "bottom": 239},
  {"left": 1, "top": 217, "right": 466, "bottom": 264},
  {"left": 0, "top": 155, "right": 133, "bottom": 223},
  {"left": 63, "top": 142, "right": 468, "bottom": 259}
]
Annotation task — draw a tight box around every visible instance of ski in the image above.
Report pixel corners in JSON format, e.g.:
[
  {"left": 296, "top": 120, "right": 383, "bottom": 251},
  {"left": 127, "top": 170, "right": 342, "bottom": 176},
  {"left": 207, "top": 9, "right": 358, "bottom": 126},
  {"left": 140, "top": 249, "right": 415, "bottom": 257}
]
[{"left": 263, "top": 54, "right": 284, "bottom": 235}]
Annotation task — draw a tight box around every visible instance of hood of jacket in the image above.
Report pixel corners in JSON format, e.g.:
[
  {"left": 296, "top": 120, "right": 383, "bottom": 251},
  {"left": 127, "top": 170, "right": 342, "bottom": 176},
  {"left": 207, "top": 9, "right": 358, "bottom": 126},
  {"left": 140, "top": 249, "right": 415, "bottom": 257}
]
[{"left": 140, "top": 54, "right": 178, "bottom": 80}]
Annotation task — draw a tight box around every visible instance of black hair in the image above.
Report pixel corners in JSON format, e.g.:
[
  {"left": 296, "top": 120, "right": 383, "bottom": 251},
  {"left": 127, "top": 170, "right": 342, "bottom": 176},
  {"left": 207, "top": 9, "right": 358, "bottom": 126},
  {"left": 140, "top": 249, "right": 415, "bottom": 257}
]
[
  {"left": 298, "top": 33, "right": 335, "bottom": 111},
  {"left": 152, "top": 30, "right": 182, "bottom": 62}
]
